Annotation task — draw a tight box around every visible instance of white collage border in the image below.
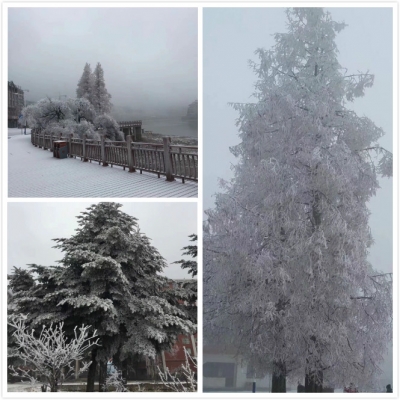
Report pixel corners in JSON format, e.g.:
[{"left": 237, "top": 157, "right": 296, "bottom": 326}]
[{"left": 1, "top": 1, "right": 398, "bottom": 399}]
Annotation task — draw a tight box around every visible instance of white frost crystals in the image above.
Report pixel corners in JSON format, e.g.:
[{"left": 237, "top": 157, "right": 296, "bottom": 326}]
[
  {"left": 204, "top": 7, "right": 392, "bottom": 392},
  {"left": 158, "top": 347, "right": 197, "bottom": 392},
  {"left": 8, "top": 314, "right": 99, "bottom": 393}
]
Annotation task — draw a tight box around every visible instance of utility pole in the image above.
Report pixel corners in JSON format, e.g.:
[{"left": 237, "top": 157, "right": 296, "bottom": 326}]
[{"left": 22, "top": 89, "right": 29, "bottom": 134}]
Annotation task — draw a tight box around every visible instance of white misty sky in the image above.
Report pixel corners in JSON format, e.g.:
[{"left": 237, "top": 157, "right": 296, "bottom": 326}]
[
  {"left": 203, "top": 7, "right": 393, "bottom": 275},
  {"left": 8, "top": 7, "right": 197, "bottom": 113},
  {"left": 7, "top": 202, "right": 197, "bottom": 280}
]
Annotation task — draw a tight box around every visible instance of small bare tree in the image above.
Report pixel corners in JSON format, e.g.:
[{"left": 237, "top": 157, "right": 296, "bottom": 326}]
[
  {"left": 158, "top": 347, "right": 197, "bottom": 392},
  {"left": 8, "top": 315, "right": 99, "bottom": 392}
]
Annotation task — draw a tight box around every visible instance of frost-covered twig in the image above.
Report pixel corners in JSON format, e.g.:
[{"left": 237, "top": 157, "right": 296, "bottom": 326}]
[
  {"left": 158, "top": 347, "right": 197, "bottom": 392},
  {"left": 8, "top": 314, "right": 99, "bottom": 392}
]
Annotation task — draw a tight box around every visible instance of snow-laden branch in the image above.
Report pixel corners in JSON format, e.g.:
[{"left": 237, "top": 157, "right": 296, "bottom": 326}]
[
  {"left": 8, "top": 314, "right": 99, "bottom": 392},
  {"left": 158, "top": 347, "right": 197, "bottom": 392}
]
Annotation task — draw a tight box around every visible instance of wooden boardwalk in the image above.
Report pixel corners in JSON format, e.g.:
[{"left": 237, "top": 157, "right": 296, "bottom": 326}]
[{"left": 8, "top": 133, "right": 198, "bottom": 198}]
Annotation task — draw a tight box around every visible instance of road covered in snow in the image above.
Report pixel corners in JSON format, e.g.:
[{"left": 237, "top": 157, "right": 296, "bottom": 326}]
[{"left": 8, "top": 129, "right": 197, "bottom": 198}]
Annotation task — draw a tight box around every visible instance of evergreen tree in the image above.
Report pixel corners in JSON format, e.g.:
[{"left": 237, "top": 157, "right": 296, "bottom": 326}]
[
  {"left": 52, "top": 203, "right": 194, "bottom": 391},
  {"left": 8, "top": 203, "right": 196, "bottom": 392},
  {"left": 173, "top": 234, "right": 198, "bottom": 324},
  {"left": 76, "top": 63, "right": 94, "bottom": 103},
  {"left": 204, "top": 8, "right": 392, "bottom": 392},
  {"left": 8, "top": 265, "right": 63, "bottom": 327},
  {"left": 91, "top": 62, "right": 112, "bottom": 115}
]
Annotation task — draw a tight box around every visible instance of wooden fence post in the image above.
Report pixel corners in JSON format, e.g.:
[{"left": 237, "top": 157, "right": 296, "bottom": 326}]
[
  {"left": 126, "top": 135, "right": 135, "bottom": 172},
  {"left": 101, "top": 134, "right": 108, "bottom": 166},
  {"left": 83, "top": 134, "right": 88, "bottom": 162},
  {"left": 162, "top": 136, "right": 174, "bottom": 182}
]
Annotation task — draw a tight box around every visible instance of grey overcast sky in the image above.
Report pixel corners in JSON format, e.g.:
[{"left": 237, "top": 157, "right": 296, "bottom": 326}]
[
  {"left": 204, "top": 7, "right": 393, "bottom": 275},
  {"left": 8, "top": 7, "right": 197, "bottom": 115},
  {"left": 8, "top": 202, "right": 197, "bottom": 280}
]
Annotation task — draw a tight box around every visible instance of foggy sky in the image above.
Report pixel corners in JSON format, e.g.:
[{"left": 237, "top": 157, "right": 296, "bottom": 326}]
[
  {"left": 204, "top": 7, "right": 393, "bottom": 275},
  {"left": 8, "top": 7, "right": 197, "bottom": 116},
  {"left": 7, "top": 202, "right": 197, "bottom": 280}
]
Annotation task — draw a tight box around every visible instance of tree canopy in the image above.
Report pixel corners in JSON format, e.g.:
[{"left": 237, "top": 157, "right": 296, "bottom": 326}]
[
  {"left": 8, "top": 203, "right": 196, "bottom": 391},
  {"left": 204, "top": 7, "right": 392, "bottom": 392}
]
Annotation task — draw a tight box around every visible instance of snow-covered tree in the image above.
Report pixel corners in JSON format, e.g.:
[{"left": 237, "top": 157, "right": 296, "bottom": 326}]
[
  {"left": 173, "top": 234, "right": 197, "bottom": 324},
  {"left": 76, "top": 62, "right": 94, "bottom": 103},
  {"left": 174, "top": 234, "right": 198, "bottom": 278},
  {"left": 23, "top": 98, "right": 71, "bottom": 130},
  {"left": 204, "top": 7, "right": 392, "bottom": 393},
  {"left": 8, "top": 315, "right": 98, "bottom": 392},
  {"left": 94, "top": 114, "right": 123, "bottom": 141},
  {"left": 92, "top": 62, "right": 112, "bottom": 115},
  {"left": 22, "top": 98, "right": 101, "bottom": 140},
  {"left": 67, "top": 97, "right": 96, "bottom": 124},
  {"left": 33, "top": 203, "right": 195, "bottom": 391}
]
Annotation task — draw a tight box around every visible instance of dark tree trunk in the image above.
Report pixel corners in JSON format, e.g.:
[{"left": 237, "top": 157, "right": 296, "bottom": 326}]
[
  {"left": 121, "top": 358, "right": 129, "bottom": 389},
  {"left": 305, "top": 369, "right": 323, "bottom": 392},
  {"left": 86, "top": 348, "right": 98, "bottom": 392},
  {"left": 271, "top": 361, "right": 286, "bottom": 392},
  {"left": 98, "top": 361, "right": 107, "bottom": 392},
  {"left": 305, "top": 335, "right": 323, "bottom": 392}
]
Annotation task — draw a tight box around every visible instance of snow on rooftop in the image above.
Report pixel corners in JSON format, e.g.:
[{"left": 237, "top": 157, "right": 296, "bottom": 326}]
[{"left": 8, "top": 129, "right": 197, "bottom": 198}]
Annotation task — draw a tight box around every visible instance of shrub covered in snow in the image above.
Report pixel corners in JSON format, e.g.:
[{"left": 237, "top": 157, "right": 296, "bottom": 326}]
[
  {"left": 8, "top": 314, "right": 99, "bottom": 392},
  {"left": 94, "top": 114, "right": 123, "bottom": 141}
]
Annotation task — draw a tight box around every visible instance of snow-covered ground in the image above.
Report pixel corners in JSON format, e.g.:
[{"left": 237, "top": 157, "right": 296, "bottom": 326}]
[
  {"left": 8, "top": 380, "right": 169, "bottom": 392},
  {"left": 8, "top": 129, "right": 197, "bottom": 198}
]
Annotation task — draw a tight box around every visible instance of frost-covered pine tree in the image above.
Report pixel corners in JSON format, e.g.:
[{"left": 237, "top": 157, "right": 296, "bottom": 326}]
[
  {"left": 50, "top": 203, "right": 195, "bottom": 391},
  {"left": 91, "top": 62, "right": 112, "bottom": 114},
  {"left": 76, "top": 62, "right": 94, "bottom": 103},
  {"left": 8, "top": 264, "right": 63, "bottom": 329},
  {"left": 173, "top": 234, "right": 198, "bottom": 324},
  {"left": 204, "top": 8, "right": 392, "bottom": 393}
]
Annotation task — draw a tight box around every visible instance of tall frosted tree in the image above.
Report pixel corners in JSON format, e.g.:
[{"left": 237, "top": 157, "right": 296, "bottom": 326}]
[
  {"left": 204, "top": 8, "right": 392, "bottom": 392},
  {"left": 76, "top": 63, "right": 94, "bottom": 103},
  {"left": 92, "top": 62, "right": 112, "bottom": 115}
]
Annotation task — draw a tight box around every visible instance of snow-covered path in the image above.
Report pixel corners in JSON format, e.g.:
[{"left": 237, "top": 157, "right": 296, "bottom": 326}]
[{"left": 8, "top": 130, "right": 197, "bottom": 198}]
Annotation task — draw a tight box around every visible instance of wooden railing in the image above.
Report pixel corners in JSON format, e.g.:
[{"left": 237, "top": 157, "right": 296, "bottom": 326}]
[
  {"left": 30, "top": 131, "right": 198, "bottom": 183},
  {"left": 118, "top": 120, "right": 142, "bottom": 127}
]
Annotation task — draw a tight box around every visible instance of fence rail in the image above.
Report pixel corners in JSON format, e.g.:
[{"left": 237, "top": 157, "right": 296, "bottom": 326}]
[{"left": 31, "top": 131, "right": 198, "bottom": 183}]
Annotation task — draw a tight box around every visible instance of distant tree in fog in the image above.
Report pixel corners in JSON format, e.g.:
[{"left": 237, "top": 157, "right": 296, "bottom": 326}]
[
  {"left": 92, "top": 62, "right": 112, "bottom": 115},
  {"left": 76, "top": 62, "right": 94, "bottom": 103}
]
